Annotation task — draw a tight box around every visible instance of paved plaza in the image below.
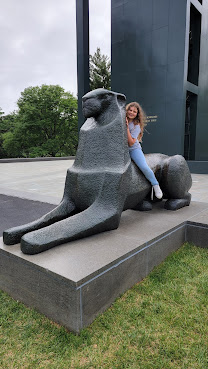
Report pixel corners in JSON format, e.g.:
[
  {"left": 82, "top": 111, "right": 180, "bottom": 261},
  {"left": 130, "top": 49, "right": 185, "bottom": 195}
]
[{"left": 0, "top": 159, "right": 207, "bottom": 205}]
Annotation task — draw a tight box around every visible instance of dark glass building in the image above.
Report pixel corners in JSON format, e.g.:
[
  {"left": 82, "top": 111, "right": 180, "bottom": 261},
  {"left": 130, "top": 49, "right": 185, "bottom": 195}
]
[
  {"left": 111, "top": 0, "right": 208, "bottom": 172},
  {"left": 76, "top": 0, "right": 208, "bottom": 172}
]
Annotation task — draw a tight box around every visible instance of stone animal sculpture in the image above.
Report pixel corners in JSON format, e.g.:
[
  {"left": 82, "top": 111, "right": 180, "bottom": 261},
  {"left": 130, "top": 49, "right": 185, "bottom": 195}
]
[{"left": 3, "top": 89, "right": 192, "bottom": 254}]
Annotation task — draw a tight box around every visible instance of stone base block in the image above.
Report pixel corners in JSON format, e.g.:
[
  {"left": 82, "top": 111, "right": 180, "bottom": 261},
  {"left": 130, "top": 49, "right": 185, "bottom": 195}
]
[{"left": 0, "top": 201, "right": 208, "bottom": 333}]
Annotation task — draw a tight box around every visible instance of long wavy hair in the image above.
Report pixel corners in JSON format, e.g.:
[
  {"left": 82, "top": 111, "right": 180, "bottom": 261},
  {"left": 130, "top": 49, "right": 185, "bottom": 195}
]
[{"left": 126, "top": 102, "right": 147, "bottom": 142}]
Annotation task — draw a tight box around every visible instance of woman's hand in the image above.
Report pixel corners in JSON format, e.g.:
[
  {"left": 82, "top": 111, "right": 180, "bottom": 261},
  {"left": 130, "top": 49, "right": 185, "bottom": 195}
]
[{"left": 126, "top": 117, "right": 129, "bottom": 127}]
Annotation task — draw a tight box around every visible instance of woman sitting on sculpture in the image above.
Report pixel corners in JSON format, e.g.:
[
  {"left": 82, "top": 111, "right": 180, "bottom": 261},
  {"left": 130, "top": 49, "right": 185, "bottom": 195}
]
[{"left": 126, "top": 102, "right": 163, "bottom": 199}]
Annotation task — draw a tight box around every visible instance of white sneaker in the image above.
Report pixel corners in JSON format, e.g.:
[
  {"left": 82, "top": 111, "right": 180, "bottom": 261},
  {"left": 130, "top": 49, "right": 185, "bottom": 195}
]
[{"left": 152, "top": 185, "right": 163, "bottom": 200}]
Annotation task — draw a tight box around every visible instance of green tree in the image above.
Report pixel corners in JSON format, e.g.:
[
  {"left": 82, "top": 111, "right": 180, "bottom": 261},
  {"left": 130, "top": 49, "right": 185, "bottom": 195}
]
[
  {"left": 89, "top": 47, "right": 111, "bottom": 90},
  {"left": 2, "top": 85, "right": 78, "bottom": 158},
  {"left": 0, "top": 109, "right": 16, "bottom": 158},
  {"left": 2, "top": 113, "right": 26, "bottom": 158},
  {"left": 0, "top": 108, "right": 5, "bottom": 158}
]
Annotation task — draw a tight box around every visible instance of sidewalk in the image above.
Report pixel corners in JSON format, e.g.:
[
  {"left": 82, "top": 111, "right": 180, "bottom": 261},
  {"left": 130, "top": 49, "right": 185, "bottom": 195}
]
[
  {"left": 0, "top": 160, "right": 74, "bottom": 205},
  {"left": 0, "top": 160, "right": 207, "bottom": 204}
]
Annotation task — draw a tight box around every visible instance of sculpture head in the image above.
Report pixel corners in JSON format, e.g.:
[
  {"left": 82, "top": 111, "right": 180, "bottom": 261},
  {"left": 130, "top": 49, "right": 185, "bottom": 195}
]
[{"left": 82, "top": 88, "right": 126, "bottom": 119}]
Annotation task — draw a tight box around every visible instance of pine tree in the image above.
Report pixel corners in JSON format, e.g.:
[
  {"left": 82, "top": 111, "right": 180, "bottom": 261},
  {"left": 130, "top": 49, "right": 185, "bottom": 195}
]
[{"left": 89, "top": 48, "right": 111, "bottom": 90}]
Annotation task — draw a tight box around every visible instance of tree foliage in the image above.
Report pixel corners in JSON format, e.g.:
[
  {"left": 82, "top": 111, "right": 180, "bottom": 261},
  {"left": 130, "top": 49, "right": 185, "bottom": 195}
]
[
  {"left": 0, "top": 108, "right": 5, "bottom": 158},
  {"left": 0, "top": 108, "right": 16, "bottom": 158},
  {"left": 89, "top": 47, "right": 111, "bottom": 90},
  {"left": 1, "top": 85, "right": 78, "bottom": 158}
]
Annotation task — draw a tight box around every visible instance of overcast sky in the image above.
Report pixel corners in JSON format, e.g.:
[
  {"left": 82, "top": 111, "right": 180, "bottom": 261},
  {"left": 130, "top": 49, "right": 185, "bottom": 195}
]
[{"left": 0, "top": 0, "right": 111, "bottom": 115}]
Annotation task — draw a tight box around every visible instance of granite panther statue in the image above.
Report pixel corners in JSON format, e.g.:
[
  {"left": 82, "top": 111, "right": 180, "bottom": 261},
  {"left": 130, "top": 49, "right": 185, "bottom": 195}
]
[{"left": 3, "top": 89, "right": 192, "bottom": 254}]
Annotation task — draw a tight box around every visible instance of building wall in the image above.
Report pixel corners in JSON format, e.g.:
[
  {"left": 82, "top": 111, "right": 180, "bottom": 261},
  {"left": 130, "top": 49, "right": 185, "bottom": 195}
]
[
  {"left": 195, "top": 0, "right": 208, "bottom": 160},
  {"left": 111, "top": 0, "right": 208, "bottom": 160}
]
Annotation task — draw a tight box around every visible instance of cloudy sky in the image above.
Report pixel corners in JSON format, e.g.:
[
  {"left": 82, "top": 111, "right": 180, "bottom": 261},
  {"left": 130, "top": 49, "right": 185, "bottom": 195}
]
[{"left": 1, "top": 0, "right": 111, "bottom": 114}]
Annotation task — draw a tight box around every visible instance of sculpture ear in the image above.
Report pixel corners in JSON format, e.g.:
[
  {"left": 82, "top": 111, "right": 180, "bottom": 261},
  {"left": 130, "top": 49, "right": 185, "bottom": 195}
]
[{"left": 116, "top": 93, "right": 126, "bottom": 107}]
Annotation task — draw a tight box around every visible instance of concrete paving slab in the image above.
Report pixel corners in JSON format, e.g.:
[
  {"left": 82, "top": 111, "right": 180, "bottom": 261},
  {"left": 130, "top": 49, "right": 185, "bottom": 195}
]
[
  {"left": 191, "top": 174, "right": 208, "bottom": 203},
  {"left": 0, "top": 160, "right": 73, "bottom": 204}
]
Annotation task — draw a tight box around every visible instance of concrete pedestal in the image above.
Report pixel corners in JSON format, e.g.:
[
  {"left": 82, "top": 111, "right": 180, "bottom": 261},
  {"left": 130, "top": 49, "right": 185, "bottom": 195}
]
[{"left": 0, "top": 201, "right": 208, "bottom": 333}]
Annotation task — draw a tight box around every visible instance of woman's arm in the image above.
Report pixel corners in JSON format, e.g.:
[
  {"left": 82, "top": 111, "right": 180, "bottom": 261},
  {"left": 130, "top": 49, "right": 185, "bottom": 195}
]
[{"left": 126, "top": 119, "right": 136, "bottom": 147}]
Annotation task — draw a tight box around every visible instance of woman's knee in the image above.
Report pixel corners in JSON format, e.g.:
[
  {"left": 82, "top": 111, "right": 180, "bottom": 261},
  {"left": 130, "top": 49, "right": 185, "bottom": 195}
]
[{"left": 139, "top": 164, "right": 150, "bottom": 174}]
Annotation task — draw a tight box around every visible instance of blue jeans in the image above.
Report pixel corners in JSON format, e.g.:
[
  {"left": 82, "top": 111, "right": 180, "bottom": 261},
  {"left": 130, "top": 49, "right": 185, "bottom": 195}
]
[{"left": 130, "top": 148, "right": 158, "bottom": 186}]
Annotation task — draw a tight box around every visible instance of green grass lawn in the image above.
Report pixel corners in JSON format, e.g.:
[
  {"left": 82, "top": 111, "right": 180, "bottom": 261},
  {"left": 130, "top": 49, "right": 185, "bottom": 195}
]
[{"left": 1, "top": 243, "right": 208, "bottom": 369}]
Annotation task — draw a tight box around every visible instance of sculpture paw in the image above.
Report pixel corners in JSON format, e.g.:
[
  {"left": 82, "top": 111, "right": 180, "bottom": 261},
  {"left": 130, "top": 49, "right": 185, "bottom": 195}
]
[
  {"left": 133, "top": 200, "right": 152, "bottom": 211},
  {"left": 164, "top": 193, "right": 191, "bottom": 211},
  {"left": 20, "top": 230, "right": 56, "bottom": 255},
  {"left": 3, "top": 227, "right": 23, "bottom": 245}
]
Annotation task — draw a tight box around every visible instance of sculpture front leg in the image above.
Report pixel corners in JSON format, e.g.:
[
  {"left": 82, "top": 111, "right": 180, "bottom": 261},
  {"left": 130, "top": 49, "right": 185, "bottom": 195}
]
[
  {"left": 3, "top": 199, "right": 76, "bottom": 246},
  {"left": 20, "top": 200, "right": 122, "bottom": 254}
]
